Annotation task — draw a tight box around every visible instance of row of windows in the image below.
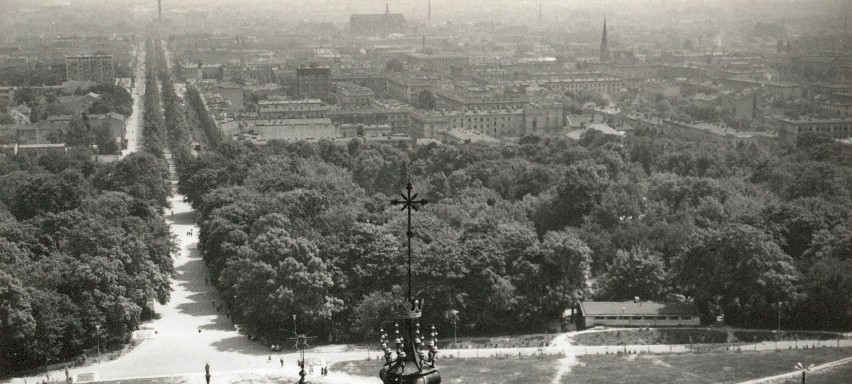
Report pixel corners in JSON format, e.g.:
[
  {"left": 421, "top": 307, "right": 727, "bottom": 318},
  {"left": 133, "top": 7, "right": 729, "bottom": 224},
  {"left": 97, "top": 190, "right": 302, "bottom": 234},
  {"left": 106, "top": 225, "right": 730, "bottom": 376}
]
[
  {"left": 796, "top": 125, "right": 851, "bottom": 132},
  {"left": 587, "top": 315, "right": 695, "bottom": 321}
]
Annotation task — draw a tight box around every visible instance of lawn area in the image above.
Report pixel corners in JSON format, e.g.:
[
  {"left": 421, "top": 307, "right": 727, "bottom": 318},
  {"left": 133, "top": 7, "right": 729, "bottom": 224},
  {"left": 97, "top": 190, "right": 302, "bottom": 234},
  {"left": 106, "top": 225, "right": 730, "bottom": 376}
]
[
  {"left": 733, "top": 330, "right": 845, "bottom": 343},
  {"left": 331, "top": 348, "right": 852, "bottom": 384},
  {"left": 347, "top": 333, "right": 556, "bottom": 351},
  {"left": 564, "top": 347, "right": 852, "bottom": 384},
  {"left": 777, "top": 360, "right": 852, "bottom": 384},
  {"left": 571, "top": 328, "right": 728, "bottom": 346},
  {"left": 444, "top": 333, "right": 556, "bottom": 349},
  {"left": 332, "top": 355, "right": 562, "bottom": 384}
]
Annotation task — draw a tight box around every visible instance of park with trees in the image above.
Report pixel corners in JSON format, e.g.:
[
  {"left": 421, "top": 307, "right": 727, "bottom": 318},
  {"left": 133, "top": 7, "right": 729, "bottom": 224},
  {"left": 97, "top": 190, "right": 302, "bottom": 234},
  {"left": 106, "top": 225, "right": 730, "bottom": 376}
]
[
  {"left": 0, "top": 149, "right": 175, "bottom": 372},
  {"left": 177, "top": 126, "right": 851, "bottom": 343},
  {"left": 0, "top": 38, "right": 178, "bottom": 374}
]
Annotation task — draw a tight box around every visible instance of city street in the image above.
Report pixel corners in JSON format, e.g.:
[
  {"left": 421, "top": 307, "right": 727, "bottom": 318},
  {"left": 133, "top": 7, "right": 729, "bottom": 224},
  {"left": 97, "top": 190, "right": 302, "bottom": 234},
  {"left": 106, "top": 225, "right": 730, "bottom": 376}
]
[{"left": 122, "top": 41, "right": 146, "bottom": 157}]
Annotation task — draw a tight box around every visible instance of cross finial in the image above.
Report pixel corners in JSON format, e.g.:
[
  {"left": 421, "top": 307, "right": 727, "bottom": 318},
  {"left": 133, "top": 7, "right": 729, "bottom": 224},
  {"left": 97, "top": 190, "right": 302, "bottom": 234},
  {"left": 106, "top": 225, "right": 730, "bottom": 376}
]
[{"left": 391, "top": 181, "right": 427, "bottom": 302}]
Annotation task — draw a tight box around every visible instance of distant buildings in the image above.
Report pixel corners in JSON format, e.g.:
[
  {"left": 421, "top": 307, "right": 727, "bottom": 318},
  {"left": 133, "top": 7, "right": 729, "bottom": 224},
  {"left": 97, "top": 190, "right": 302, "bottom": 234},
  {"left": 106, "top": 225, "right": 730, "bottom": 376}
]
[
  {"left": 566, "top": 122, "right": 624, "bottom": 141},
  {"left": 65, "top": 55, "right": 115, "bottom": 84},
  {"left": 333, "top": 82, "right": 374, "bottom": 109},
  {"left": 339, "top": 123, "right": 391, "bottom": 139},
  {"left": 524, "top": 100, "right": 565, "bottom": 136},
  {"left": 404, "top": 53, "right": 469, "bottom": 73},
  {"left": 599, "top": 17, "right": 637, "bottom": 65},
  {"left": 223, "top": 64, "right": 278, "bottom": 84},
  {"left": 409, "top": 110, "right": 450, "bottom": 139},
  {"left": 8, "top": 105, "right": 32, "bottom": 125},
  {"left": 296, "top": 65, "right": 331, "bottom": 100},
  {"left": 211, "top": 82, "right": 245, "bottom": 114},
  {"left": 816, "top": 99, "right": 852, "bottom": 118},
  {"left": 719, "top": 78, "right": 802, "bottom": 99},
  {"left": 436, "top": 90, "right": 529, "bottom": 110},
  {"left": 661, "top": 119, "right": 777, "bottom": 147},
  {"left": 0, "top": 87, "right": 17, "bottom": 109},
  {"left": 387, "top": 73, "right": 440, "bottom": 104},
  {"left": 350, "top": 5, "right": 407, "bottom": 36},
  {"left": 778, "top": 117, "right": 852, "bottom": 145},
  {"left": 329, "top": 99, "right": 413, "bottom": 134},
  {"left": 409, "top": 104, "right": 564, "bottom": 140},
  {"left": 239, "top": 118, "right": 337, "bottom": 143},
  {"left": 524, "top": 76, "right": 623, "bottom": 94},
  {"left": 572, "top": 300, "right": 702, "bottom": 330},
  {"left": 257, "top": 99, "right": 331, "bottom": 119}
]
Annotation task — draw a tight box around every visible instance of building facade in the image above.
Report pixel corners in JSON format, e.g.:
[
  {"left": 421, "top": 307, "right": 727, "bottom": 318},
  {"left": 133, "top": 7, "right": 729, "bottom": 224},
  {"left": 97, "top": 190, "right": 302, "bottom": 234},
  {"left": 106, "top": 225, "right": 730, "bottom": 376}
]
[
  {"left": 257, "top": 99, "right": 331, "bottom": 119},
  {"left": 778, "top": 117, "right": 852, "bottom": 145},
  {"left": 387, "top": 74, "right": 439, "bottom": 104},
  {"left": 241, "top": 118, "right": 337, "bottom": 142},
  {"left": 572, "top": 300, "right": 702, "bottom": 330},
  {"left": 297, "top": 65, "right": 331, "bottom": 100},
  {"left": 409, "top": 110, "right": 450, "bottom": 139},
  {"left": 65, "top": 55, "right": 115, "bottom": 84},
  {"left": 524, "top": 100, "right": 564, "bottom": 136},
  {"left": 661, "top": 119, "right": 777, "bottom": 147},
  {"left": 536, "top": 76, "right": 623, "bottom": 94},
  {"left": 350, "top": 9, "right": 407, "bottom": 36},
  {"left": 333, "top": 82, "right": 375, "bottom": 109}
]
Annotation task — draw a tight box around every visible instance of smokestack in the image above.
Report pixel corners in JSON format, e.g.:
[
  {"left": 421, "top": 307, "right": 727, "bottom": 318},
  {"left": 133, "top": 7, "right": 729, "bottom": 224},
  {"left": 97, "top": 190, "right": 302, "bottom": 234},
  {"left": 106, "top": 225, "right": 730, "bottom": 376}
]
[
  {"left": 539, "top": 2, "right": 542, "bottom": 23},
  {"left": 386, "top": 2, "right": 389, "bottom": 14},
  {"left": 428, "top": 0, "right": 431, "bottom": 27},
  {"left": 158, "top": 0, "right": 162, "bottom": 20}
]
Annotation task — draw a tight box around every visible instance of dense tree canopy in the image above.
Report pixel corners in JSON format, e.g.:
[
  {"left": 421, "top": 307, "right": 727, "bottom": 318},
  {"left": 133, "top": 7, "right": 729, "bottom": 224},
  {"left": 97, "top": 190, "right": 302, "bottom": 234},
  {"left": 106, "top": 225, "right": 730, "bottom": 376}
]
[
  {"left": 0, "top": 150, "right": 175, "bottom": 372},
  {"left": 0, "top": 38, "right": 177, "bottom": 374},
  {"left": 180, "top": 128, "right": 852, "bottom": 343}
]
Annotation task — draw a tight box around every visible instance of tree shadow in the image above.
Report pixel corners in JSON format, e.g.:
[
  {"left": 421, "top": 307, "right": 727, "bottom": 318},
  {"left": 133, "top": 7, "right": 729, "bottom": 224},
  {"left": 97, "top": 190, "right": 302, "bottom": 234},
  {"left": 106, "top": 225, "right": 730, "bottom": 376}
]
[
  {"left": 208, "top": 335, "right": 273, "bottom": 356},
  {"left": 166, "top": 211, "right": 198, "bottom": 226}
]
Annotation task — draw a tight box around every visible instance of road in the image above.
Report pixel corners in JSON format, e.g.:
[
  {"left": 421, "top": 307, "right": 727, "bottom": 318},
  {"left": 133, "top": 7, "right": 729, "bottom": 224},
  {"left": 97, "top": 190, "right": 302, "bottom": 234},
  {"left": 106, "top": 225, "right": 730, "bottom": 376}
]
[{"left": 122, "top": 42, "right": 146, "bottom": 157}]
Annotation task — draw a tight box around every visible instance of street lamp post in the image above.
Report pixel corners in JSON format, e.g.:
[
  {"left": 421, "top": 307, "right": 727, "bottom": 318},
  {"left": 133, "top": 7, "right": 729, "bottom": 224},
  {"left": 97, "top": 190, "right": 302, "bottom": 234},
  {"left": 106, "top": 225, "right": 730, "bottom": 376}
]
[
  {"left": 453, "top": 320, "right": 457, "bottom": 346},
  {"left": 795, "top": 362, "right": 813, "bottom": 384},
  {"left": 777, "top": 301, "right": 782, "bottom": 342},
  {"left": 95, "top": 324, "right": 101, "bottom": 361}
]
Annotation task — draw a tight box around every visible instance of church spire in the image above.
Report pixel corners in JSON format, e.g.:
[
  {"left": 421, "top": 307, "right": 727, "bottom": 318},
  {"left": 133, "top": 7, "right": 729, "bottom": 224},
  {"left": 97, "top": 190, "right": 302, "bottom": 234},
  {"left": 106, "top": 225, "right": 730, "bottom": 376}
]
[{"left": 600, "top": 15, "right": 609, "bottom": 62}]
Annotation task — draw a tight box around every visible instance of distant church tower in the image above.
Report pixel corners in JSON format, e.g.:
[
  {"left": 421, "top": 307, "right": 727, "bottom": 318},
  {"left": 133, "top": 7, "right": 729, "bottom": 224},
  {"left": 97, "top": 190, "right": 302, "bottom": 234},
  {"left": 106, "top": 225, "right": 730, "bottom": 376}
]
[{"left": 600, "top": 16, "right": 609, "bottom": 62}]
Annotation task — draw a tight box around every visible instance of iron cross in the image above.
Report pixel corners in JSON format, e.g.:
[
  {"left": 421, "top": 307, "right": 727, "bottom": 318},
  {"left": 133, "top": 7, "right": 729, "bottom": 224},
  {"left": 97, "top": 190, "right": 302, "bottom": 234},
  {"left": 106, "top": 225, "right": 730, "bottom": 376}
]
[{"left": 391, "top": 181, "right": 427, "bottom": 302}]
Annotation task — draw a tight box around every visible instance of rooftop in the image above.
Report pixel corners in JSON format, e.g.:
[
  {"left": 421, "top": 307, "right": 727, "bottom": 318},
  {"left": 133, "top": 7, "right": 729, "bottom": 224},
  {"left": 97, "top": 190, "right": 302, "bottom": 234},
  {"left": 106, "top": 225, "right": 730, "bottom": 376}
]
[
  {"left": 334, "top": 82, "right": 374, "bottom": 96},
  {"left": 780, "top": 117, "right": 852, "bottom": 124},
  {"left": 579, "top": 301, "right": 701, "bottom": 316},
  {"left": 258, "top": 99, "right": 323, "bottom": 106},
  {"left": 441, "top": 129, "right": 500, "bottom": 143}
]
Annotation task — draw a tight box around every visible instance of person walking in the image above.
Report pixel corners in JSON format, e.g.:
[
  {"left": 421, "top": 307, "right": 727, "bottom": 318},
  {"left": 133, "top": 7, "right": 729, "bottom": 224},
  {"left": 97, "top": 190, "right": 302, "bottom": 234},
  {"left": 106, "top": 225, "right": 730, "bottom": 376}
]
[{"left": 280, "top": 357, "right": 284, "bottom": 367}]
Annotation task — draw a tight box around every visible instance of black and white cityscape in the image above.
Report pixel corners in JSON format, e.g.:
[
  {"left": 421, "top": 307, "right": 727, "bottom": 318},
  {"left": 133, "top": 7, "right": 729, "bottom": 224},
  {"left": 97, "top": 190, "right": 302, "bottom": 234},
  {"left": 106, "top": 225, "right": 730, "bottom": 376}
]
[{"left": 1, "top": 1, "right": 851, "bottom": 383}]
